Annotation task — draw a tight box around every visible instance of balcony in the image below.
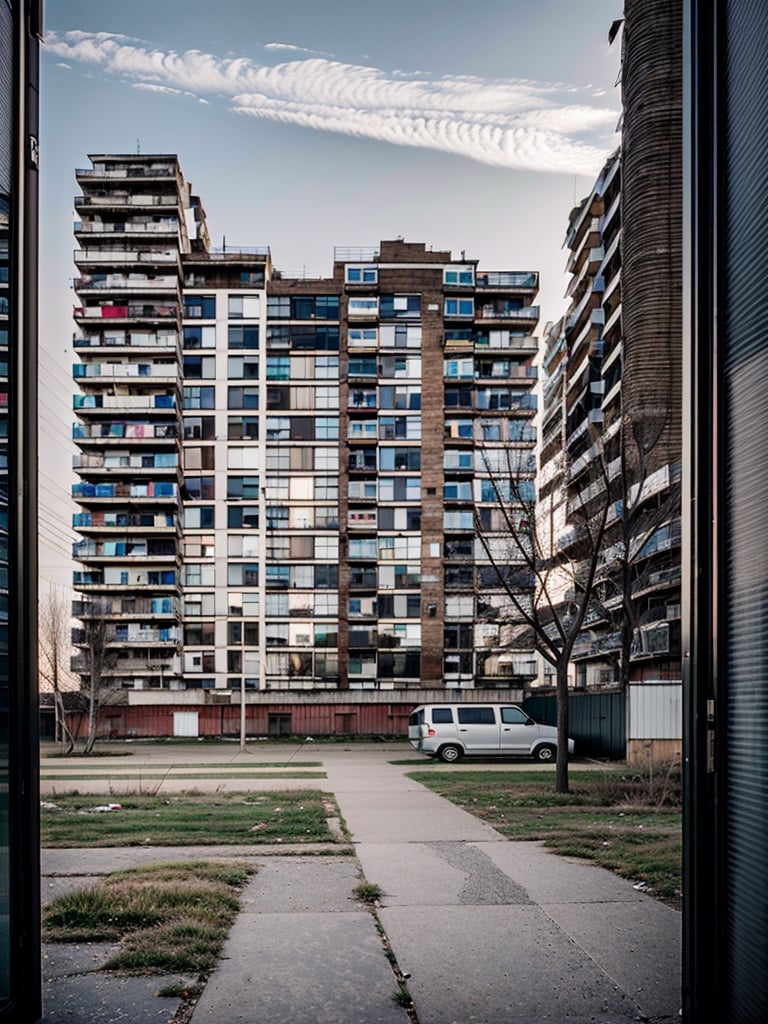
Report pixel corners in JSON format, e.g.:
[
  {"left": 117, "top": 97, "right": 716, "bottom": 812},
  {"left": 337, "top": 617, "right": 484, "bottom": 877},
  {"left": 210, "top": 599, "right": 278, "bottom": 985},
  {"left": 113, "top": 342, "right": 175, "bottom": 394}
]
[
  {"left": 73, "top": 303, "right": 179, "bottom": 322},
  {"left": 475, "top": 271, "right": 538, "bottom": 291},
  {"left": 73, "top": 539, "right": 178, "bottom": 563},
  {"left": 73, "top": 394, "right": 177, "bottom": 414},
  {"left": 476, "top": 303, "right": 539, "bottom": 322},
  {"left": 73, "top": 511, "right": 178, "bottom": 533},
  {"left": 72, "top": 481, "right": 178, "bottom": 502},
  {"left": 74, "top": 275, "right": 179, "bottom": 294},
  {"left": 74, "top": 218, "right": 180, "bottom": 236},
  {"left": 74, "top": 250, "right": 179, "bottom": 268},
  {"left": 74, "top": 193, "right": 179, "bottom": 210},
  {"left": 73, "top": 331, "right": 179, "bottom": 352},
  {"left": 72, "top": 597, "right": 179, "bottom": 618},
  {"left": 73, "top": 453, "right": 179, "bottom": 475},
  {"left": 74, "top": 366, "right": 179, "bottom": 388},
  {"left": 72, "top": 422, "right": 178, "bottom": 443}
]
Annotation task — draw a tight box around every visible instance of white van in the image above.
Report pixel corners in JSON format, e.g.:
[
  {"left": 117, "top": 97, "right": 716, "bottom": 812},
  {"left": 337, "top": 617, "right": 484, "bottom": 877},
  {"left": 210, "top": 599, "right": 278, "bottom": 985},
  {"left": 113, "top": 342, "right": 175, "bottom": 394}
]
[{"left": 408, "top": 703, "right": 574, "bottom": 763}]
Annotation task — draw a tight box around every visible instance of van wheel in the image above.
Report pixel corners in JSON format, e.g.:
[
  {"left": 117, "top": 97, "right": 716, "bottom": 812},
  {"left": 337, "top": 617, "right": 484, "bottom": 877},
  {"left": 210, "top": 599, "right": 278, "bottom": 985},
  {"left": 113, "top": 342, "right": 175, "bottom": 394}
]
[
  {"left": 534, "top": 743, "right": 556, "bottom": 762},
  {"left": 439, "top": 744, "right": 463, "bottom": 763}
]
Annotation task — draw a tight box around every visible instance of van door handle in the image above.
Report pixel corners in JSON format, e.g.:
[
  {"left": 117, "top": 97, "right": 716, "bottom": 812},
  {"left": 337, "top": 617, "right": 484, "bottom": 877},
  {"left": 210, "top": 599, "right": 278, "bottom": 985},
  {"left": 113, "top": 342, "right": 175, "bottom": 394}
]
[{"left": 459, "top": 728, "right": 467, "bottom": 732}]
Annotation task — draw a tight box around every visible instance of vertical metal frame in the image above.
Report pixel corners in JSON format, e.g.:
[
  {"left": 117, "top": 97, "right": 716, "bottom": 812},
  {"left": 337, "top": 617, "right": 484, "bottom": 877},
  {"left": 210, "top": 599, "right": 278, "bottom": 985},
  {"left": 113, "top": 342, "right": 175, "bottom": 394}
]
[{"left": 0, "top": 1, "right": 41, "bottom": 1022}]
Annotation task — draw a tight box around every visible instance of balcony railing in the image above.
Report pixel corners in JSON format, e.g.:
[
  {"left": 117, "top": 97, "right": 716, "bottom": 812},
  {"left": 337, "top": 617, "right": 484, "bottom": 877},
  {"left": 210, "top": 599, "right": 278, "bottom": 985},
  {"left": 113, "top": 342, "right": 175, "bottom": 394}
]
[
  {"left": 73, "top": 304, "right": 179, "bottom": 320},
  {"left": 476, "top": 304, "right": 539, "bottom": 320},
  {"left": 475, "top": 272, "right": 538, "bottom": 290}
]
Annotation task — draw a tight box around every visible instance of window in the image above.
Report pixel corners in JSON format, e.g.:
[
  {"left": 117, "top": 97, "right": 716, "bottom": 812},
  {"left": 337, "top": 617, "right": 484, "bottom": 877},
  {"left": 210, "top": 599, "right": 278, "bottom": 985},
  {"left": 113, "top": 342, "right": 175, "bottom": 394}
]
[
  {"left": 444, "top": 624, "right": 473, "bottom": 648},
  {"left": 184, "top": 505, "right": 214, "bottom": 529},
  {"left": 380, "top": 294, "right": 421, "bottom": 319},
  {"left": 445, "top": 297, "right": 475, "bottom": 317},
  {"left": 185, "top": 534, "right": 215, "bottom": 558},
  {"left": 228, "top": 447, "right": 259, "bottom": 470},
  {"left": 444, "top": 481, "right": 473, "bottom": 500},
  {"left": 345, "top": 265, "right": 378, "bottom": 284},
  {"left": 379, "top": 385, "right": 421, "bottom": 410},
  {"left": 184, "top": 295, "right": 215, "bottom": 319},
  {"left": 443, "top": 266, "right": 474, "bottom": 286},
  {"left": 228, "top": 325, "right": 260, "bottom": 349},
  {"left": 228, "top": 415, "right": 259, "bottom": 440},
  {"left": 349, "top": 357, "right": 378, "bottom": 377},
  {"left": 444, "top": 450, "right": 473, "bottom": 471},
  {"left": 445, "top": 419, "right": 473, "bottom": 439},
  {"left": 444, "top": 387, "right": 472, "bottom": 408},
  {"left": 348, "top": 297, "right": 379, "bottom": 318},
  {"left": 266, "top": 417, "right": 290, "bottom": 441},
  {"left": 184, "top": 593, "right": 215, "bottom": 616},
  {"left": 228, "top": 505, "right": 259, "bottom": 529},
  {"left": 348, "top": 327, "right": 378, "bottom": 348},
  {"left": 185, "top": 446, "right": 215, "bottom": 470},
  {"left": 184, "top": 355, "right": 215, "bottom": 379},
  {"left": 184, "top": 622, "right": 215, "bottom": 646},
  {"left": 184, "top": 325, "right": 216, "bottom": 349},
  {"left": 444, "top": 357, "right": 474, "bottom": 379},
  {"left": 315, "top": 355, "right": 338, "bottom": 379},
  {"left": 228, "top": 294, "right": 261, "bottom": 318},
  {"left": 315, "top": 477, "right": 338, "bottom": 500},
  {"left": 228, "top": 563, "right": 260, "bottom": 586},
  {"left": 457, "top": 707, "right": 496, "bottom": 725},
  {"left": 184, "top": 563, "right": 215, "bottom": 587},
  {"left": 227, "top": 476, "right": 260, "bottom": 499},
  {"left": 183, "top": 386, "right": 214, "bottom": 409},
  {"left": 184, "top": 416, "right": 215, "bottom": 440},
  {"left": 444, "top": 511, "right": 473, "bottom": 530},
  {"left": 266, "top": 356, "right": 290, "bottom": 380},
  {"left": 379, "top": 448, "right": 421, "bottom": 471},
  {"left": 316, "top": 417, "right": 339, "bottom": 440},
  {"left": 501, "top": 707, "right": 530, "bottom": 725},
  {"left": 315, "top": 386, "right": 338, "bottom": 410},
  {"left": 183, "top": 475, "right": 214, "bottom": 500},
  {"left": 228, "top": 387, "right": 259, "bottom": 409},
  {"left": 229, "top": 356, "right": 259, "bottom": 379}
]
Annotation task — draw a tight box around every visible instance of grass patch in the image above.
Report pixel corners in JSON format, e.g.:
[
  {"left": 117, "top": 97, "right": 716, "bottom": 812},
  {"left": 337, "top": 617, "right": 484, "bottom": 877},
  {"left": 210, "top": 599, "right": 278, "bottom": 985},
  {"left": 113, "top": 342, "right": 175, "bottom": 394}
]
[
  {"left": 354, "top": 881, "right": 383, "bottom": 904},
  {"left": 40, "top": 790, "right": 343, "bottom": 848},
  {"left": 43, "top": 860, "right": 252, "bottom": 983},
  {"left": 408, "top": 766, "right": 682, "bottom": 907}
]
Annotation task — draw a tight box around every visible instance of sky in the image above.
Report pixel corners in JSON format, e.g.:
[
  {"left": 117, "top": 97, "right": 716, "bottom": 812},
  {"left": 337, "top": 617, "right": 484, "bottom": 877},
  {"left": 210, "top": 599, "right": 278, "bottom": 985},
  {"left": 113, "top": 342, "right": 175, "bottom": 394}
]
[{"left": 37, "top": 0, "right": 622, "bottom": 594}]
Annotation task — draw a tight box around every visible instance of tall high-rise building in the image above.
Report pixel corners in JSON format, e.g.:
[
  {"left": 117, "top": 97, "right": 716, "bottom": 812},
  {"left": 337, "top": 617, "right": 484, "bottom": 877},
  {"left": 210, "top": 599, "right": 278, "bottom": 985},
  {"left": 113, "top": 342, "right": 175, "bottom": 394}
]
[
  {"left": 70, "top": 157, "right": 540, "bottom": 717},
  {"left": 538, "top": 0, "right": 682, "bottom": 754}
]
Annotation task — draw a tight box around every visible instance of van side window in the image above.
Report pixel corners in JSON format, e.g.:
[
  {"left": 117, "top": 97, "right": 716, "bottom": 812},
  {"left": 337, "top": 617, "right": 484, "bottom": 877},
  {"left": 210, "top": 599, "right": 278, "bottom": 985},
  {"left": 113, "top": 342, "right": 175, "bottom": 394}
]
[
  {"left": 431, "top": 708, "right": 453, "bottom": 723},
  {"left": 457, "top": 707, "right": 496, "bottom": 725},
  {"left": 501, "top": 707, "right": 529, "bottom": 725},
  {"left": 409, "top": 709, "right": 424, "bottom": 726}
]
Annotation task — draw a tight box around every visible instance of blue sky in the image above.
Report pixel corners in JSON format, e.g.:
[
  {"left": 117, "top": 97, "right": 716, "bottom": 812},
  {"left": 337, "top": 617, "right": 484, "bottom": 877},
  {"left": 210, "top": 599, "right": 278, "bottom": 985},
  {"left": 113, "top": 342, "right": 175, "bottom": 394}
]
[{"left": 37, "top": 0, "right": 622, "bottom": 590}]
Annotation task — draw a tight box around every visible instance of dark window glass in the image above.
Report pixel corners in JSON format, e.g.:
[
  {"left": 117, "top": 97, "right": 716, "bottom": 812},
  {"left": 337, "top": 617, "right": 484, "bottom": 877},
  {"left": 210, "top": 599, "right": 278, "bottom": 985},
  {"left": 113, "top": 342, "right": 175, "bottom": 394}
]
[
  {"left": 457, "top": 707, "right": 496, "bottom": 725},
  {"left": 431, "top": 708, "right": 454, "bottom": 724}
]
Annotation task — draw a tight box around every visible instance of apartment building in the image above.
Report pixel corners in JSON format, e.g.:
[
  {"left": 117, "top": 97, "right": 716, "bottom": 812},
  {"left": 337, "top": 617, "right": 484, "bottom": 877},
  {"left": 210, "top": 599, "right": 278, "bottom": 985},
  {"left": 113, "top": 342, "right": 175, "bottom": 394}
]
[{"left": 70, "top": 155, "right": 541, "bottom": 710}]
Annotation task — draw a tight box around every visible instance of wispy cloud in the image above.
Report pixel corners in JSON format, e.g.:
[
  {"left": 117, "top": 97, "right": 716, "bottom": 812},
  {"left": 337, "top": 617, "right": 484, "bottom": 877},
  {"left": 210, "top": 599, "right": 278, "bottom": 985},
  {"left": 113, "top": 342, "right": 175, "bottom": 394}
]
[
  {"left": 264, "top": 42, "right": 332, "bottom": 58},
  {"left": 44, "top": 30, "right": 618, "bottom": 174}
]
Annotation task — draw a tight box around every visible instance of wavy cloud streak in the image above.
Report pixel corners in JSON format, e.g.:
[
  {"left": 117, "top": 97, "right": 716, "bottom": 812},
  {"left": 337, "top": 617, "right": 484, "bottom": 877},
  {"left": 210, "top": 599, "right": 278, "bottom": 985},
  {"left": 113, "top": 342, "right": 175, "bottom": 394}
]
[{"left": 44, "top": 31, "right": 618, "bottom": 174}]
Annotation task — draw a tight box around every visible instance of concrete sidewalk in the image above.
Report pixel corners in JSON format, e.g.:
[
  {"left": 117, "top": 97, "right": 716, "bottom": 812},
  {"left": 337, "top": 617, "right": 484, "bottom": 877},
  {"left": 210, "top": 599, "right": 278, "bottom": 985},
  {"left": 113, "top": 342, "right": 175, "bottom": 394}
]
[{"left": 39, "top": 743, "right": 682, "bottom": 1024}]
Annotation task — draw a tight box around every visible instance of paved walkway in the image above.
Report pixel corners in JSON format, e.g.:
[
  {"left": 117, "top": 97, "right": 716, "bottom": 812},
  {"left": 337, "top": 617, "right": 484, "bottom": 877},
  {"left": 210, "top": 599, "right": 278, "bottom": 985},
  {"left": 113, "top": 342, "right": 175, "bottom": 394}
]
[{"left": 40, "top": 742, "right": 682, "bottom": 1023}]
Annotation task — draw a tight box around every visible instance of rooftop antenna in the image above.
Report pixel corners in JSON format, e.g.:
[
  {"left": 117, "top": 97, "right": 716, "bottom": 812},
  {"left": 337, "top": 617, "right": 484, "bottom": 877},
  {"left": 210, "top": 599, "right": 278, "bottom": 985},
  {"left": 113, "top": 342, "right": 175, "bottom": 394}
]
[{"left": 136, "top": 138, "right": 141, "bottom": 155}]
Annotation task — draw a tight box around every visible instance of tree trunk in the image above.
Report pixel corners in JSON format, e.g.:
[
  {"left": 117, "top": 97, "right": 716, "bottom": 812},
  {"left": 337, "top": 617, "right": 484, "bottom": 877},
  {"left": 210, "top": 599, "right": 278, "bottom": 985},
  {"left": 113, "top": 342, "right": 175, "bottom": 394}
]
[{"left": 555, "top": 658, "right": 570, "bottom": 794}]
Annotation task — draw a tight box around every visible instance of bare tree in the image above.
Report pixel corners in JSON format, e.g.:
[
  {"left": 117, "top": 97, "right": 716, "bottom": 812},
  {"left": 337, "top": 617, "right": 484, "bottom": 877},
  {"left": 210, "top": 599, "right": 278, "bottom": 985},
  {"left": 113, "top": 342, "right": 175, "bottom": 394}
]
[
  {"left": 74, "top": 601, "right": 120, "bottom": 755},
  {"left": 38, "top": 588, "right": 76, "bottom": 753},
  {"left": 475, "top": 442, "right": 611, "bottom": 793},
  {"left": 589, "top": 412, "right": 682, "bottom": 693}
]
